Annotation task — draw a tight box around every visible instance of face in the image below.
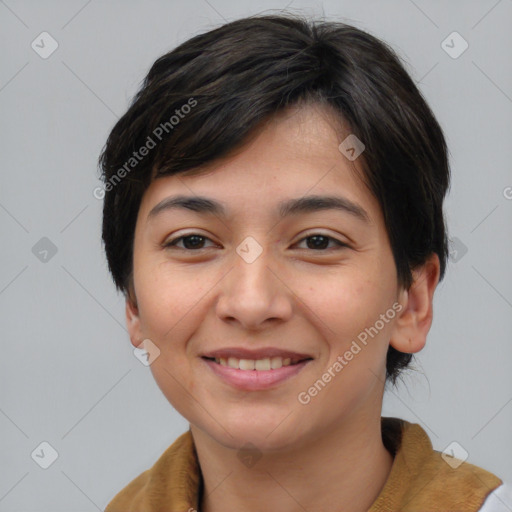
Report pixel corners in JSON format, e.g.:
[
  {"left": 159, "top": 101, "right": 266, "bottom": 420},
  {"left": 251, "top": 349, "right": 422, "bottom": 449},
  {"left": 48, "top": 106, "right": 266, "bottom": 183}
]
[{"left": 127, "top": 103, "right": 408, "bottom": 452}]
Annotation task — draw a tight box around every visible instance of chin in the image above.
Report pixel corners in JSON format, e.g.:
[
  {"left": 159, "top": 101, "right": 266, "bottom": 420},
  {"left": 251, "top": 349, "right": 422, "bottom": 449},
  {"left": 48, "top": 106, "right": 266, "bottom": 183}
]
[{"left": 193, "top": 413, "right": 309, "bottom": 454}]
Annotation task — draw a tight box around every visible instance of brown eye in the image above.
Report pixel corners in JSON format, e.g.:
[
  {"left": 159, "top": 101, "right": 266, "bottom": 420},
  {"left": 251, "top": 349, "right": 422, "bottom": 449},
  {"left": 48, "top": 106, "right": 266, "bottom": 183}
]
[
  {"left": 164, "top": 234, "right": 215, "bottom": 250},
  {"left": 296, "top": 234, "right": 348, "bottom": 251}
]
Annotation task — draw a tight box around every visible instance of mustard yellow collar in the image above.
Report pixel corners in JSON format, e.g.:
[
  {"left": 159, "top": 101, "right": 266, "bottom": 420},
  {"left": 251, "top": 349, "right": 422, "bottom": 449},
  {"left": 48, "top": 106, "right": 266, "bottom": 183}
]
[{"left": 105, "top": 417, "right": 502, "bottom": 512}]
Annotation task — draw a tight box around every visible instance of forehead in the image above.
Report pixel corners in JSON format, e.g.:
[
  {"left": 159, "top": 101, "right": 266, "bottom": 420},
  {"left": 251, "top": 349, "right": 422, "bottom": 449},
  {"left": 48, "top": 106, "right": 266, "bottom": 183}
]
[{"left": 138, "top": 103, "right": 381, "bottom": 228}]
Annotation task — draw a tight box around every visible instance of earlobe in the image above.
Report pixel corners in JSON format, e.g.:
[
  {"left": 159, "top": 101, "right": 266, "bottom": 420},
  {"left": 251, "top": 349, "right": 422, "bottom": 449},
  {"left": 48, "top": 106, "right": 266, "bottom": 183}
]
[
  {"left": 125, "top": 295, "right": 143, "bottom": 348},
  {"left": 389, "top": 253, "right": 441, "bottom": 354}
]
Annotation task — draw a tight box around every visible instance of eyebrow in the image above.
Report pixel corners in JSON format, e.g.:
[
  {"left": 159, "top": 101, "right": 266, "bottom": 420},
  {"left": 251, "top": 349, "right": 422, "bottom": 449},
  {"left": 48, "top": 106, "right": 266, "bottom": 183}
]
[{"left": 147, "top": 194, "right": 370, "bottom": 223}]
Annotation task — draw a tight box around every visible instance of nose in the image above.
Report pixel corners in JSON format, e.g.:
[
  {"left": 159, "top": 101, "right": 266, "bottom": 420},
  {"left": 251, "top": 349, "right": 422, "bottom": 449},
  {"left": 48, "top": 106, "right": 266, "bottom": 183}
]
[{"left": 215, "top": 243, "right": 293, "bottom": 331}]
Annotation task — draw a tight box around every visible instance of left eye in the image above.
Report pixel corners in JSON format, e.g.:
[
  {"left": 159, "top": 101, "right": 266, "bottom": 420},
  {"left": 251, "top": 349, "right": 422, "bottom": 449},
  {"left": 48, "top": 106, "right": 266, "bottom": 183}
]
[
  {"left": 295, "top": 234, "right": 347, "bottom": 250},
  {"left": 163, "top": 233, "right": 347, "bottom": 251}
]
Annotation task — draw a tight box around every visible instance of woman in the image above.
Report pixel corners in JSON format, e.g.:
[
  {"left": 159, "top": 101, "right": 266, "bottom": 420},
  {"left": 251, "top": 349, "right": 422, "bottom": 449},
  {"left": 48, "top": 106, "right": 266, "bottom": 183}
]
[{"left": 99, "top": 14, "right": 510, "bottom": 512}]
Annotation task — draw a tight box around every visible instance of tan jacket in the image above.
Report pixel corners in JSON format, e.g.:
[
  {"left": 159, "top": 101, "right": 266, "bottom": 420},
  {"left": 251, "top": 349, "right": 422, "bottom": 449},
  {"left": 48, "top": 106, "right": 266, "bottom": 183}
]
[{"left": 105, "top": 417, "right": 502, "bottom": 511}]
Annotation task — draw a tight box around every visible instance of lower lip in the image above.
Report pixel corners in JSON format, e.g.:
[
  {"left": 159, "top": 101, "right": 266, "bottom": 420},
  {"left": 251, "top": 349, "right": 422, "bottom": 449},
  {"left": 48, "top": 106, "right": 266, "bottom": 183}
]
[{"left": 203, "top": 358, "right": 311, "bottom": 391}]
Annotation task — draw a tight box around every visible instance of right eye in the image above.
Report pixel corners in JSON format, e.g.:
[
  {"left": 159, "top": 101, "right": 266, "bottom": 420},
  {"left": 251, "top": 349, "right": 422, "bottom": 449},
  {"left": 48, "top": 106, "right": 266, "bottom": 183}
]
[{"left": 163, "top": 234, "right": 217, "bottom": 251}]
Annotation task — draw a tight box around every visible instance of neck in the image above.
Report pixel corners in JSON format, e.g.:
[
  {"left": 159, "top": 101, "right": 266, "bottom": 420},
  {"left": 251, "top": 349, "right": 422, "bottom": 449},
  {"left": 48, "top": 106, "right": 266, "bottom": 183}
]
[{"left": 191, "top": 413, "right": 394, "bottom": 512}]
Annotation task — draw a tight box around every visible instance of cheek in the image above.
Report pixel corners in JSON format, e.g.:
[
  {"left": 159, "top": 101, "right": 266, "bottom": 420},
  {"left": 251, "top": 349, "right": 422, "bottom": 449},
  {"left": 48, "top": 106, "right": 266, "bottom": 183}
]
[
  {"left": 304, "top": 270, "right": 396, "bottom": 357},
  {"left": 302, "top": 273, "right": 371, "bottom": 331},
  {"left": 137, "top": 267, "right": 205, "bottom": 407},
  {"left": 135, "top": 262, "right": 210, "bottom": 340}
]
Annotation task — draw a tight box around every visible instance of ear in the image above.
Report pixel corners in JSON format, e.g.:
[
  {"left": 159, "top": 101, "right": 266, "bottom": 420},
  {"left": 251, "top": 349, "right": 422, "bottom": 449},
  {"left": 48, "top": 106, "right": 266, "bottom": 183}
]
[
  {"left": 125, "top": 294, "right": 143, "bottom": 349},
  {"left": 389, "top": 253, "right": 441, "bottom": 354}
]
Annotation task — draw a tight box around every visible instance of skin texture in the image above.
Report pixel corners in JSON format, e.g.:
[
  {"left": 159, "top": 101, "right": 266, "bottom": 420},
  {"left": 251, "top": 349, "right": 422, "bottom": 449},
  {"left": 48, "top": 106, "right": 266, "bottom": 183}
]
[{"left": 126, "top": 103, "right": 440, "bottom": 512}]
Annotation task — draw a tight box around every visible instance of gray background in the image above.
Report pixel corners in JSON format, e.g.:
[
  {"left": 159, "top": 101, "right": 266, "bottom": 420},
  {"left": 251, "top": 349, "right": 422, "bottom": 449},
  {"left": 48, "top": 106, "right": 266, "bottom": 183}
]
[{"left": 1, "top": 0, "right": 511, "bottom": 510}]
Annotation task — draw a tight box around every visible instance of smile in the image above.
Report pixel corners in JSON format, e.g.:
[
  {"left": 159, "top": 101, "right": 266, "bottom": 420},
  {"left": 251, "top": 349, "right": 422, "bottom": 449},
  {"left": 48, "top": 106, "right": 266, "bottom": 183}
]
[
  {"left": 212, "top": 356, "right": 302, "bottom": 370},
  {"left": 202, "top": 351, "right": 313, "bottom": 391}
]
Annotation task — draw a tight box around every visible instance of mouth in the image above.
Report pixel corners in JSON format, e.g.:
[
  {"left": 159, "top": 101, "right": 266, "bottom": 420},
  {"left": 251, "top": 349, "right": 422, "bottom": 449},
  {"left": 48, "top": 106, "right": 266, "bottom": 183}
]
[
  {"left": 201, "top": 348, "right": 313, "bottom": 390},
  {"left": 202, "top": 355, "right": 309, "bottom": 371}
]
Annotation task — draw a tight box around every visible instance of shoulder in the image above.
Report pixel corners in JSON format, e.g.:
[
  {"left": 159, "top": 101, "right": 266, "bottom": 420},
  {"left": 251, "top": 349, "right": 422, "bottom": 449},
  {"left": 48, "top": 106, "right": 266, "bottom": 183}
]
[
  {"left": 104, "top": 431, "right": 199, "bottom": 512},
  {"left": 104, "top": 469, "right": 151, "bottom": 511},
  {"left": 478, "top": 483, "right": 512, "bottom": 512},
  {"left": 374, "top": 418, "right": 504, "bottom": 511},
  {"left": 402, "top": 422, "right": 502, "bottom": 504}
]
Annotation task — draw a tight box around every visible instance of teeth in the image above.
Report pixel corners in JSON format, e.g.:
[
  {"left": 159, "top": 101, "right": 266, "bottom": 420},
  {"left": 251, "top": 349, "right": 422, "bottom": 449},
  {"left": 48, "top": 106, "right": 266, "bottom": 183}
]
[
  {"left": 255, "top": 358, "right": 271, "bottom": 371},
  {"left": 215, "top": 356, "right": 297, "bottom": 370},
  {"left": 239, "top": 359, "right": 255, "bottom": 370},
  {"left": 271, "top": 357, "right": 283, "bottom": 369}
]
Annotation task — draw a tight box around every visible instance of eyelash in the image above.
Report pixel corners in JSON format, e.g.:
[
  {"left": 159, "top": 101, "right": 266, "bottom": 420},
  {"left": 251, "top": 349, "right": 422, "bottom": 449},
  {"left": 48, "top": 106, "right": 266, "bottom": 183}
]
[{"left": 163, "top": 233, "right": 349, "bottom": 252}]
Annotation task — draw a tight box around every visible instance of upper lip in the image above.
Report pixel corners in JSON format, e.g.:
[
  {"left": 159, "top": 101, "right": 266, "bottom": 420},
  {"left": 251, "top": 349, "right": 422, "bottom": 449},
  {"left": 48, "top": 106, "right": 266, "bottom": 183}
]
[{"left": 202, "top": 348, "right": 313, "bottom": 360}]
